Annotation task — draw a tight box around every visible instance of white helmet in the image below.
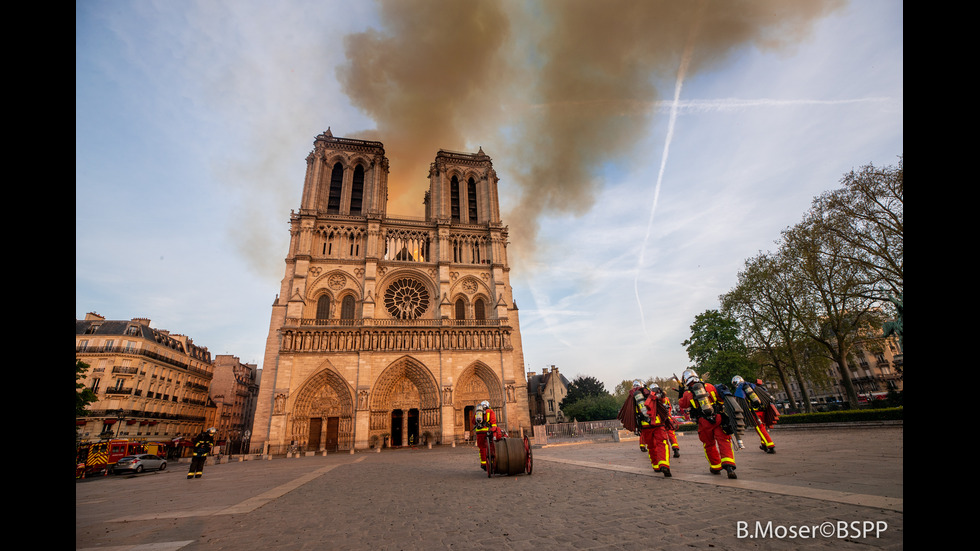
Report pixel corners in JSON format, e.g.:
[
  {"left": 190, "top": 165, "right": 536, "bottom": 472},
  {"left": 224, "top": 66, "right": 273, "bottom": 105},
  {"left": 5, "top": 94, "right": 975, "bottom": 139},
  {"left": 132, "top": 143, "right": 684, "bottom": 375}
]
[
  {"left": 480, "top": 400, "right": 490, "bottom": 408},
  {"left": 731, "top": 376, "right": 744, "bottom": 386},
  {"left": 682, "top": 369, "right": 699, "bottom": 386},
  {"left": 632, "top": 380, "right": 643, "bottom": 388}
]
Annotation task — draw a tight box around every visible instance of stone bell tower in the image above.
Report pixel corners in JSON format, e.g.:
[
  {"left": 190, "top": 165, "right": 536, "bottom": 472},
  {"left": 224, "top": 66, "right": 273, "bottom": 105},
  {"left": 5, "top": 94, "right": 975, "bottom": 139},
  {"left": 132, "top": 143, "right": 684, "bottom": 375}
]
[{"left": 252, "top": 130, "right": 529, "bottom": 454}]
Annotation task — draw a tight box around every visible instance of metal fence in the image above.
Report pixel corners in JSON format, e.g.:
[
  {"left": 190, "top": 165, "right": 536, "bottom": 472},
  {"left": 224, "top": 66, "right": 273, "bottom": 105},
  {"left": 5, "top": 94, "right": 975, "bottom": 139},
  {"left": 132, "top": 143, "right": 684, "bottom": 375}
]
[{"left": 540, "top": 420, "right": 623, "bottom": 444}]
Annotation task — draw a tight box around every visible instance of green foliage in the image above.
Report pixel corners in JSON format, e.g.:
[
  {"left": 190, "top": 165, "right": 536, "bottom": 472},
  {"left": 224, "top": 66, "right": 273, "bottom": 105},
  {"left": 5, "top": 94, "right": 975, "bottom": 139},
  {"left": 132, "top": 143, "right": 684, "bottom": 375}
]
[
  {"left": 682, "top": 309, "right": 754, "bottom": 386},
  {"left": 76, "top": 359, "right": 97, "bottom": 418},
  {"left": 613, "top": 376, "right": 680, "bottom": 401},
  {"left": 560, "top": 394, "right": 621, "bottom": 422},
  {"left": 560, "top": 375, "right": 609, "bottom": 410},
  {"left": 778, "top": 407, "right": 902, "bottom": 424}
]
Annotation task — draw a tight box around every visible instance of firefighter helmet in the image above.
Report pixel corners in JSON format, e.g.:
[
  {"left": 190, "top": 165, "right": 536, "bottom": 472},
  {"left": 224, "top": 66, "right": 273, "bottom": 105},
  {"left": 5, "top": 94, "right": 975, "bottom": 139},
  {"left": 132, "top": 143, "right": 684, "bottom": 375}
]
[
  {"left": 731, "top": 376, "right": 744, "bottom": 386},
  {"left": 682, "top": 369, "right": 699, "bottom": 386},
  {"left": 632, "top": 380, "right": 643, "bottom": 388}
]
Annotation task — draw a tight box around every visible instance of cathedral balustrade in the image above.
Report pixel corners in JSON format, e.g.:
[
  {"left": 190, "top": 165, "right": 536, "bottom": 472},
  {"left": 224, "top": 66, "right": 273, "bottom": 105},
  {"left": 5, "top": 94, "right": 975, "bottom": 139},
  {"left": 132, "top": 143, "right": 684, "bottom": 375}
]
[
  {"left": 278, "top": 322, "right": 511, "bottom": 353},
  {"left": 287, "top": 317, "right": 501, "bottom": 327}
]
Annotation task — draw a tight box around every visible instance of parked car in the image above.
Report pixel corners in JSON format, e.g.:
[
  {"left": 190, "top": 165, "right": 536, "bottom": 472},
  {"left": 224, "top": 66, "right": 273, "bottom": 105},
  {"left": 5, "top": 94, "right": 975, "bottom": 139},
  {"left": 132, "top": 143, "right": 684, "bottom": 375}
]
[{"left": 114, "top": 454, "right": 167, "bottom": 474}]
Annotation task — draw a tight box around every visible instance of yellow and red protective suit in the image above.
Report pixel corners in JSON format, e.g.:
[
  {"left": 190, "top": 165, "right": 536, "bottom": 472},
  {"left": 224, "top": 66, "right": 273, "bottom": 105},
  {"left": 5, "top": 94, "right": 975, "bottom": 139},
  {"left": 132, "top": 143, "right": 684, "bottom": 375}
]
[
  {"left": 733, "top": 380, "right": 776, "bottom": 452},
  {"left": 475, "top": 405, "right": 503, "bottom": 469},
  {"left": 679, "top": 382, "right": 736, "bottom": 475},
  {"left": 661, "top": 394, "right": 680, "bottom": 456},
  {"left": 632, "top": 386, "right": 672, "bottom": 476}
]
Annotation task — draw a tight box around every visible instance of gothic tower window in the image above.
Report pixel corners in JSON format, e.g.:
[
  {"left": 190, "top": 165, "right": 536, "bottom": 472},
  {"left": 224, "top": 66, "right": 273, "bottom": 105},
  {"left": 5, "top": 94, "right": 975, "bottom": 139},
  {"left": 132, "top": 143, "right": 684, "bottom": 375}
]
[
  {"left": 455, "top": 298, "right": 466, "bottom": 320},
  {"left": 474, "top": 298, "right": 486, "bottom": 320},
  {"left": 467, "top": 177, "right": 478, "bottom": 223},
  {"left": 450, "top": 176, "right": 460, "bottom": 223},
  {"left": 351, "top": 165, "right": 364, "bottom": 215},
  {"left": 327, "top": 163, "right": 343, "bottom": 214},
  {"left": 316, "top": 295, "right": 331, "bottom": 320}
]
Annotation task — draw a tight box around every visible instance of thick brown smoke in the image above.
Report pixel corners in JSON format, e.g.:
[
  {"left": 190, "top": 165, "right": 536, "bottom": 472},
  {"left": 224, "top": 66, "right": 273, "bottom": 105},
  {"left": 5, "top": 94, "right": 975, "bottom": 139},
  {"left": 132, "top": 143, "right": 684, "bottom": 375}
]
[{"left": 338, "top": 0, "right": 845, "bottom": 268}]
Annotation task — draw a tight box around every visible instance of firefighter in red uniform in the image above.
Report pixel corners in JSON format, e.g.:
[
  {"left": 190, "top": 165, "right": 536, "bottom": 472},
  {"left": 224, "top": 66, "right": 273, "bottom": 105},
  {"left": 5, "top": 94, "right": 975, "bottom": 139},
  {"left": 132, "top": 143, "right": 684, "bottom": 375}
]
[
  {"left": 629, "top": 381, "right": 672, "bottom": 477},
  {"left": 657, "top": 384, "right": 681, "bottom": 458},
  {"left": 475, "top": 400, "right": 503, "bottom": 471},
  {"left": 678, "top": 370, "right": 737, "bottom": 479},
  {"left": 732, "top": 376, "right": 776, "bottom": 453}
]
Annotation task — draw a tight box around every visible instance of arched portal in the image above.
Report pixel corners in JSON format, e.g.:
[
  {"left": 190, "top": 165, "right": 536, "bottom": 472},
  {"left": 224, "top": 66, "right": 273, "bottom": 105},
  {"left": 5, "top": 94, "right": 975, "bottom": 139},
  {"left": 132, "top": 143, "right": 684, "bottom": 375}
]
[
  {"left": 369, "top": 357, "right": 440, "bottom": 445},
  {"left": 289, "top": 367, "right": 355, "bottom": 451},
  {"left": 453, "top": 362, "right": 504, "bottom": 438}
]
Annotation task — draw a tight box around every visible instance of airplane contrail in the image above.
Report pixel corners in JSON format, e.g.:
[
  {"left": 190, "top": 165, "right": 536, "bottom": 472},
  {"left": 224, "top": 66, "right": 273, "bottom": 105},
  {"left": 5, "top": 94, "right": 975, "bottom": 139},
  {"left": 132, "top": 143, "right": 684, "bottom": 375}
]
[{"left": 634, "top": 5, "right": 702, "bottom": 338}]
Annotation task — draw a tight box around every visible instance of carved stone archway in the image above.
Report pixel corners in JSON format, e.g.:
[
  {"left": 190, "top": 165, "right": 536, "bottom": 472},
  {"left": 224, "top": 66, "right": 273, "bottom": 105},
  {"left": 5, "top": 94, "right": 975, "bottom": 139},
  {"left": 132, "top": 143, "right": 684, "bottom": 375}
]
[
  {"left": 369, "top": 356, "right": 440, "bottom": 445},
  {"left": 289, "top": 367, "right": 355, "bottom": 451},
  {"left": 453, "top": 362, "right": 503, "bottom": 434}
]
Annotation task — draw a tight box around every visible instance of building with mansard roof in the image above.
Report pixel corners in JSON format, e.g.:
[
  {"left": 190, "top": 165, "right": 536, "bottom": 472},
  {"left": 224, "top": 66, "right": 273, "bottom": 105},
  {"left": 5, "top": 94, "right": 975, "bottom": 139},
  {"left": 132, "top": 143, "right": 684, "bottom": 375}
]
[
  {"left": 75, "top": 313, "right": 214, "bottom": 444},
  {"left": 251, "top": 129, "right": 530, "bottom": 453}
]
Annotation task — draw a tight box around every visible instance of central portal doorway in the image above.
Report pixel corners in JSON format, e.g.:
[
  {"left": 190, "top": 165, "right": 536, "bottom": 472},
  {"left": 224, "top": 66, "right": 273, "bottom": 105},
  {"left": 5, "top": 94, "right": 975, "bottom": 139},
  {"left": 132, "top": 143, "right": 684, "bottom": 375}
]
[
  {"left": 391, "top": 409, "right": 403, "bottom": 446},
  {"left": 390, "top": 408, "right": 422, "bottom": 447}
]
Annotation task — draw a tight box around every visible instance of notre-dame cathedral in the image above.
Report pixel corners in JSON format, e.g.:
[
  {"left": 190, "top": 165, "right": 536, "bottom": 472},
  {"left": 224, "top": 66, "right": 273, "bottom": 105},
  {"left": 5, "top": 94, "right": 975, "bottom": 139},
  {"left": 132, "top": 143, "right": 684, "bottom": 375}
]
[{"left": 252, "top": 129, "right": 531, "bottom": 452}]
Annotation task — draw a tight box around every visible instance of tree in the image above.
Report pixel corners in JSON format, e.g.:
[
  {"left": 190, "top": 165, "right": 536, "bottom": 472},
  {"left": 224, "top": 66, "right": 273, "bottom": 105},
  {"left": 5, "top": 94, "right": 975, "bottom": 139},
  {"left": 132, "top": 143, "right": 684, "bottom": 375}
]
[
  {"left": 810, "top": 158, "right": 903, "bottom": 299},
  {"left": 561, "top": 394, "right": 621, "bottom": 422},
  {"left": 722, "top": 252, "right": 815, "bottom": 412},
  {"left": 560, "top": 375, "right": 609, "bottom": 410},
  {"left": 614, "top": 376, "right": 682, "bottom": 401},
  {"left": 77, "top": 359, "right": 97, "bottom": 446},
  {"left": 682, "top": 309, "right": 754, "bottom": 386},
  {"left": 76, "top": 359, "right": 96, "bottom": 418},
  {"left": 779, "top": 217, "right": 886, "bottom": 408}
]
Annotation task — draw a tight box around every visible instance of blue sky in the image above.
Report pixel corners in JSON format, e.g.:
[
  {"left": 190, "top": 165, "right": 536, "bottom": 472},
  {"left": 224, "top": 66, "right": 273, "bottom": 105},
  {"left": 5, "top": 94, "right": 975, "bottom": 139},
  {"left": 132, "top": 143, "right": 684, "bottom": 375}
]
[{"left": 76, "top": 1, "right": 902, "bottom": 391}]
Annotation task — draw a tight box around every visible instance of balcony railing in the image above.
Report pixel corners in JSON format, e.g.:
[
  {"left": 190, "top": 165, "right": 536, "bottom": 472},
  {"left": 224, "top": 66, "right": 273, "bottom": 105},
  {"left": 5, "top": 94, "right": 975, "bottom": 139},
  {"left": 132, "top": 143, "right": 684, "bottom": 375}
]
[{"left": 76, "top": 345, "right": 212, "bottom": 378}]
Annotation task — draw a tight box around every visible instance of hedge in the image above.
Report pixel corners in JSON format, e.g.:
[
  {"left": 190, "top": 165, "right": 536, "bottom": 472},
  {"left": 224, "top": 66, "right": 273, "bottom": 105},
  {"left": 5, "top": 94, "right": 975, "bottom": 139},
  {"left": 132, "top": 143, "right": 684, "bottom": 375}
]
[{"left": 671, "top": 406, "right": 902, "bottom": 431}]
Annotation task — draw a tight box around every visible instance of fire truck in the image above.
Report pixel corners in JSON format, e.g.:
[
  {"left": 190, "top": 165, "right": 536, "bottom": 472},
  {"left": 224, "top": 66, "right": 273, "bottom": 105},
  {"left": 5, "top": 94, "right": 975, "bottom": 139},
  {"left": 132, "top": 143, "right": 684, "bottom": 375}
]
[{"left": 76, "top": 439, "right": 146, "bottom": 478}]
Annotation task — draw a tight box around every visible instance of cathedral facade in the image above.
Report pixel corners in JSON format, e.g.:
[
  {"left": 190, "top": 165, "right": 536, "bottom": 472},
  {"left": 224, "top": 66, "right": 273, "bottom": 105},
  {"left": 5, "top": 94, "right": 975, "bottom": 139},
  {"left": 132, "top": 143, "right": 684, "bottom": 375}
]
[{"left": 252, "top": 130, "right": 530, "bottom": 452}]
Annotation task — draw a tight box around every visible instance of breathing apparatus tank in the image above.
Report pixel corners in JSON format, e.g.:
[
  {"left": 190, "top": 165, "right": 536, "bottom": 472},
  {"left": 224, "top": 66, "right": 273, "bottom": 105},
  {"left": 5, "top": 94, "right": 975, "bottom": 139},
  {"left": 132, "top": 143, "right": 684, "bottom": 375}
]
[
  {"left": 475, "top": 402, "right": 486, "bottom": 429},
  {"left": 689, "top": 381, "right": 715, "bottom": 420},
  {"left": 634, "top": 387, "right": 652, "bottom": 423},
  {"left": 732, "top": 376, "right": 762, "bottom": 409},
  {"left": 683, "top": 370, "right": 715, "bottom": 421}
]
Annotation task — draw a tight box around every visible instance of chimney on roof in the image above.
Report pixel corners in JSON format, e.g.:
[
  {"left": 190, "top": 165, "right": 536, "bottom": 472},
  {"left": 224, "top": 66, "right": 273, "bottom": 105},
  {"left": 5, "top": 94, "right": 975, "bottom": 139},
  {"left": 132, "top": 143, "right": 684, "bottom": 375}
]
[
  {"left": 132, "top": 317, "right": 151, "bottom": 326},
  {"left": 85, "top": 312, "right": 105, "bottom": 321}
]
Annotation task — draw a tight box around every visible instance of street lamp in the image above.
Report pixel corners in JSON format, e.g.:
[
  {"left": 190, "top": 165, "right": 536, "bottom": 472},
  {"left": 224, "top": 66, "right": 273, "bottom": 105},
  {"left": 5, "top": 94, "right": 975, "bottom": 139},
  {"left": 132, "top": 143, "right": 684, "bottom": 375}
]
[{"left": 114, "top": 409, "right": 126, "bottom": 438}]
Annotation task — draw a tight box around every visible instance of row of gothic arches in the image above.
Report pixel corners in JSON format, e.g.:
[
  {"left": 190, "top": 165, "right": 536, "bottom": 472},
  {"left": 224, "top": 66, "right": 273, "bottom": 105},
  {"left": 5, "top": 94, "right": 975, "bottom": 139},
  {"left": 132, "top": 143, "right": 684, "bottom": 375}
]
[
  {"left": 304, "top": 270, "right": 495, "bottom": 322},
  {"left": 285, "top": 356, "right": 504, "bottom": 451}
]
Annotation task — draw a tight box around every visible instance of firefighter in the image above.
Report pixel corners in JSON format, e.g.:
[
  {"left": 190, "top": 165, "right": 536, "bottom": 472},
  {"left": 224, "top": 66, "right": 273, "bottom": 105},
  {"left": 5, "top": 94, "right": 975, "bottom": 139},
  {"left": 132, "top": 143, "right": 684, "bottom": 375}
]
[
  {"left": 732, "top": 376, "right": 776, "bottom": 453},
  {"left": 655, "top": 383, "right": 681, "bottom": 458},
  {"left": 187, "top": 427, "right": 216, "bottom": 479},
  {"left": 678, "top": 370, "right": 737, "bottom": 479},
  {"left": 474, "top": 400, "right": 502, "bottom": 471},
  {"left": 631, "top": 381, "right": 672, "bottom": 477}
]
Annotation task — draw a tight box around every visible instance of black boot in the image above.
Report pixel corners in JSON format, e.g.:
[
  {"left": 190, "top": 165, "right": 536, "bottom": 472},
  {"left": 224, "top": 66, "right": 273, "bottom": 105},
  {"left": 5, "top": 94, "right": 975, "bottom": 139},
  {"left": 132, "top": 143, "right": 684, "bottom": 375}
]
[
  {"left": 724, "top": 465, "right": 737, "bottom": 479},
  {"left": 661, "top": 467, "right": 671, "bottom": 478}
]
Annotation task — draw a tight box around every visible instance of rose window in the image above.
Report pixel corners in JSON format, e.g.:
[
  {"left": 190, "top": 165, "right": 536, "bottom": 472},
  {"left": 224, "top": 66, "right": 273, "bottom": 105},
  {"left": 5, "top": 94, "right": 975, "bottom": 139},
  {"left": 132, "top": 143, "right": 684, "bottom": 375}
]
[{"left": 384, "top": 277, "right": 430, "bottom": 319}]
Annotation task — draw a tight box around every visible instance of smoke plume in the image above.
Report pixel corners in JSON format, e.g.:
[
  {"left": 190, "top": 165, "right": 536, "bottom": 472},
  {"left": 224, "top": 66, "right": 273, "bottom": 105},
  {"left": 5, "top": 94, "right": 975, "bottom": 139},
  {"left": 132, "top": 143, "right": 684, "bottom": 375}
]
[{"left": 337, "top": 0, "right": 845, "bottom": 268}]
